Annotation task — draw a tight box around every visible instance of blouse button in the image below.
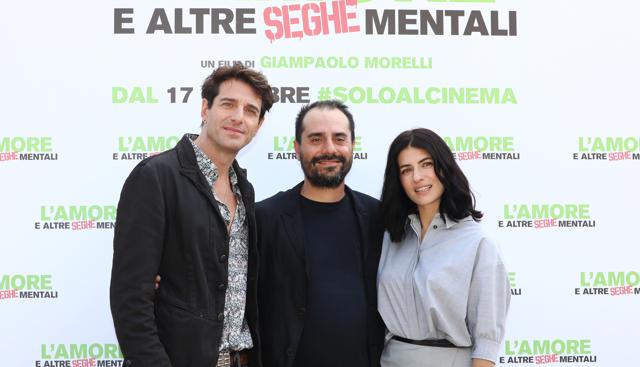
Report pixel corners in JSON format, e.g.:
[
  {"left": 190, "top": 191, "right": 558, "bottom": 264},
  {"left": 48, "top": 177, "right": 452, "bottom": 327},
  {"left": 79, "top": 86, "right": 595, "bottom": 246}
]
[{"left": 433, "top": 225, "right": 438, "bottom": 229}]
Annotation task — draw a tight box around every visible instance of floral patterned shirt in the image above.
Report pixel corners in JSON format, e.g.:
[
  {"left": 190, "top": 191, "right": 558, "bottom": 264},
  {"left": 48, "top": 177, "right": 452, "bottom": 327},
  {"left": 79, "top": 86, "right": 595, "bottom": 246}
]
[{"left": 189, "top": 135, "right": 252, "bottom": 351}]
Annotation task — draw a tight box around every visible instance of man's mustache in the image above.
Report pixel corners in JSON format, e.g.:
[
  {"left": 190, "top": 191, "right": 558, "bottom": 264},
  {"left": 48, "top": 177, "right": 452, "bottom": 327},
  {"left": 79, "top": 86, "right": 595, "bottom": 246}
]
[{"left": 310, "top": 154, "right": 346, "bottom": 165}]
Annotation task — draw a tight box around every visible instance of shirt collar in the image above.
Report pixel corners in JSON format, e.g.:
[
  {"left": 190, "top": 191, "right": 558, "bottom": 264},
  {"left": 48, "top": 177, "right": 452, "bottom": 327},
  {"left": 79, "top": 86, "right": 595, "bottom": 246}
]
[
  {"left": 407, "top": 212, "right": 459, "bottom": 233},
  {"left": 188, "top": 134, "right": 238, "bottom": 188}
]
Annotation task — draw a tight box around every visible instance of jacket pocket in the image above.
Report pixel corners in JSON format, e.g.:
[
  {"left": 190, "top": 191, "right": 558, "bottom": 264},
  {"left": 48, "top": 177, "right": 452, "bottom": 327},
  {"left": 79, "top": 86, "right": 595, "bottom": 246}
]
[
  {"left": 155, "top": 299, "right": 219, "bottom": 367},
  {"left": 157, "top": 297, "right": 212, "bottom": 320}
]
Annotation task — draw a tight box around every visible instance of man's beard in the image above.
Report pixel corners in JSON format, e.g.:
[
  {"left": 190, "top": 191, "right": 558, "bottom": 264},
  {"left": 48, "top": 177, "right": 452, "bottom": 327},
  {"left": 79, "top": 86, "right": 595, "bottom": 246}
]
[{"left": 299, "top": 152, "right": 353, "bottom": 188}]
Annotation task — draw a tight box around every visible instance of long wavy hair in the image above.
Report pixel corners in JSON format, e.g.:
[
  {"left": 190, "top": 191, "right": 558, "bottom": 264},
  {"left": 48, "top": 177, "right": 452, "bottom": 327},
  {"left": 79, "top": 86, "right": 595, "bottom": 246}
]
[{"left": 380, "top": 128, "right": 483, "bottom": 242}]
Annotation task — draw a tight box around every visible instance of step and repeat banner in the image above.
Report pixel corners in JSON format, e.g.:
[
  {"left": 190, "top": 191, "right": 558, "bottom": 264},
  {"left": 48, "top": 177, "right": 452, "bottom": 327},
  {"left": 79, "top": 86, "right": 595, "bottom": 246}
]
[{"left": 1, "top": 0, "right": 638, "bottom": 366}]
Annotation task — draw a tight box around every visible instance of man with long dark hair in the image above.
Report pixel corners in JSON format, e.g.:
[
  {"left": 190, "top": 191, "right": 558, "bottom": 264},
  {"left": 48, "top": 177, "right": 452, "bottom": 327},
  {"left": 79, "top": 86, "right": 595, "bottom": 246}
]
[
  {"left": 110, "top": 64, "right": 274, "bottom": 367},
  {"left": 256, "top": 100, "right": 385, "bottom": 367}
]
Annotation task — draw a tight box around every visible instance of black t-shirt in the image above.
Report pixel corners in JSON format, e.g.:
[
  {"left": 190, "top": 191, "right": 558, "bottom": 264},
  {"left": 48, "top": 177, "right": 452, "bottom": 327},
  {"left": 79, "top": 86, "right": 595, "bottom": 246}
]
[{"left": 293, "top": 194, "right": 369, "bottom": 367}]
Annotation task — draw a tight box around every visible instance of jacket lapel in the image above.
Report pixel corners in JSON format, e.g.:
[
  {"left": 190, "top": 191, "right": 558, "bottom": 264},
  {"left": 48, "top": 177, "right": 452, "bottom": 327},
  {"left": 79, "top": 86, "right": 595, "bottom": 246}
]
[
  {"left": 280, "top": 183, "right": 307, "bottom": 265},
  {"left": 175, "top": 135, "right": 226, "bottom": 226},
  {"left": 234, "top": 163, "right": 255, "bottom": 214},
  {"left": 347, "top": 186, "right": 371, "bottom": 261}
]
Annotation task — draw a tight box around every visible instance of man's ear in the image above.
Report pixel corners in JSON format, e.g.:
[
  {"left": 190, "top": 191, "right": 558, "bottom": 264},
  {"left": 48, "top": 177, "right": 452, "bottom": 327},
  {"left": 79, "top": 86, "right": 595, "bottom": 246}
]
[
  {"left": 200, "top": 98, "right": 209, "bottom": 121},
  {"left": 294, "top": 140, "right": 301, "bottom": 161}
]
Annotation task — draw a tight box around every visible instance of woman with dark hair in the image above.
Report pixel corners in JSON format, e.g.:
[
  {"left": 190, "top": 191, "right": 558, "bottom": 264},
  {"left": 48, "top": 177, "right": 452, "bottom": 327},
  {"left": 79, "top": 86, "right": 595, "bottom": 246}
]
[{"left": 377, "top": 128, "right": 510, "bottom": 367}]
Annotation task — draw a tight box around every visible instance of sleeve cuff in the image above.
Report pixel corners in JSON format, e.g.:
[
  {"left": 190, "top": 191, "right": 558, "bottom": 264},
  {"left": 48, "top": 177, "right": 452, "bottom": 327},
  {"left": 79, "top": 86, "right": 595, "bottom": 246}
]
[{"left": 472, "top": 338, "right": 500, "bottom": 363}]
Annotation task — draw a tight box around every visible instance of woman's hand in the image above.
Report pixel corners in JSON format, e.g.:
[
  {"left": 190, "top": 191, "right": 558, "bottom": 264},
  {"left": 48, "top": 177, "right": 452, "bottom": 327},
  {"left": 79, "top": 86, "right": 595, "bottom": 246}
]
[{"left": 472, "top": 358, "right": 495, "bottom": 367}]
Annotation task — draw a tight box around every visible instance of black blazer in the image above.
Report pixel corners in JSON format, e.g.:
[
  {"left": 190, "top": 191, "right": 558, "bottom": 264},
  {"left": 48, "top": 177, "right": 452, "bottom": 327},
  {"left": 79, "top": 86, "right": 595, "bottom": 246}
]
[
  {"left": 256, "top": 183, "right": 385, "bottom": 367},
  {"left": 110, "top": 135, "right": 261, "bottom": 367}
]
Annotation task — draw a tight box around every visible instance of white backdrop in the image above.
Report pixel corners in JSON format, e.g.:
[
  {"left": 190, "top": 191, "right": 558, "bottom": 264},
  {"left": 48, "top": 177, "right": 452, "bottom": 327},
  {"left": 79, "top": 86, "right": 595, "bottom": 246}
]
[{"left": 1, "top": 0, "right": 639, "bottom": 366}]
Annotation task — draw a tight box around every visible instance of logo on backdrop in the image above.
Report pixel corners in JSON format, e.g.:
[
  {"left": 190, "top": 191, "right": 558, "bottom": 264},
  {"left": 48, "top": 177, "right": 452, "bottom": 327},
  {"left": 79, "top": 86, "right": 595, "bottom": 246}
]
[
  {"left": 35, "top": 205, "right": 116, "bottom": 231},
  {"left": 573, "top": 137, "right": 640, "bottom": 161},
  {"left": 113, "top": 84, "right": 311, "bottom": 105},
  {"left": 500, "top": 339, "right": 597, "bottom": 364},
  {"left": 315, "top": 86, "right": 516, "bottom": 105},
  {"left": 498, "top": 203, "right": 596, "bottom": 229},
  {"left": 35, "top": 344, "right": 123, "bottom": 367},
  {"left": 0, "top": 137, "right": 59, "bottom": 162},
  {"left": 575, "top": 271, "right": 640, "bottom": 296},
  {"left": 509, "top": 272, "right": 522, "bottom": 296},
  {"left": 259, "top": 55, "right": 432, "bottom": 70},
  {"left": 444, "top": 136, "right": 520, "bottom": 161},
  {"left": 113, "top": 136, "right": 180, "bottom": 161},
  {"left": 114, "top": 0, "right": 518, "bottom": 42},
  {"left": 267, "top": 136, "right": 367, "bottom": 160},
  {"left": 0, "top": 274, "right": 59, "bottom": 301},
  {"left": 112, "top": 72, "right": 508, "bottom": 108}
]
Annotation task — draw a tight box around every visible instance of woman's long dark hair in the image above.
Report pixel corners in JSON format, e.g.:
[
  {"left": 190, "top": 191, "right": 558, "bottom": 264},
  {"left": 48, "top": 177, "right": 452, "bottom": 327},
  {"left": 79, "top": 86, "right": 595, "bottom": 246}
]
[{"left": 380, "top": 128, "right": 483, "bottom": 242}]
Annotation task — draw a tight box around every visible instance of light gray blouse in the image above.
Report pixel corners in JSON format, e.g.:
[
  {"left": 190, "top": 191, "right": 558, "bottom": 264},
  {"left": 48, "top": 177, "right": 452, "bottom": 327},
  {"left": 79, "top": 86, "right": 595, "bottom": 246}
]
[{"left": 377, "top": 214, "right": 510, "bottom": 363}]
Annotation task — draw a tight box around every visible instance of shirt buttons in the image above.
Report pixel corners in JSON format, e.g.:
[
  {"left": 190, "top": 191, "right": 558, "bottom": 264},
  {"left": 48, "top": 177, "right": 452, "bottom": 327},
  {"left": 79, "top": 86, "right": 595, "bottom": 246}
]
[
  {"left": 219, "top": 254, "right": 228, "bottom": 263},
  {"left": 433, "top": 225, "right": 438, "bottom": 229},
  {"left": 217, "top": 283, "right": 226, "bottom": 291},
  {"left": 217, "top": 312, "right": 224, "bottom": 321}
]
